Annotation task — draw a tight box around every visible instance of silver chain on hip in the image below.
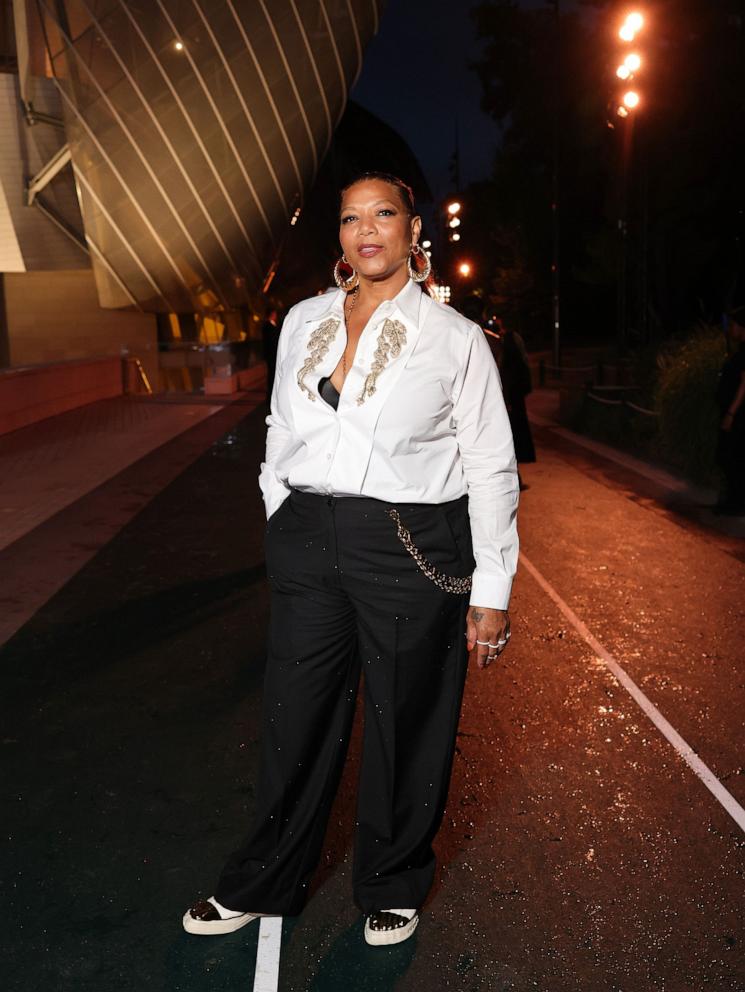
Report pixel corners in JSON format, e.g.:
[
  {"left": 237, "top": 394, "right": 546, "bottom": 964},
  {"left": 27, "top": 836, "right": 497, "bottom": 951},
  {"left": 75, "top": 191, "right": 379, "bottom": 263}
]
[{"left": 386, "top": 508, "right": 472, "bottom": 595}]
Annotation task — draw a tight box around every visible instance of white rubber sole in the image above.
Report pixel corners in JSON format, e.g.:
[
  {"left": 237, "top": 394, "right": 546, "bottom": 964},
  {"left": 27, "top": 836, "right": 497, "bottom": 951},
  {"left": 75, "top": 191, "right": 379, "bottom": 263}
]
[
  {"left": 364, "top": 912, "right": 419, "bottom": 946},
  {"left": 182, "top": 909, "right": 273, "bottom": 936}
]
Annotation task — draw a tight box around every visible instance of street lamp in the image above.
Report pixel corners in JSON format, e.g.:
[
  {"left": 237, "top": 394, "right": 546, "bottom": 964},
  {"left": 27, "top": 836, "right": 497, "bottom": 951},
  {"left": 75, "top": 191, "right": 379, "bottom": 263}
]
[
  {"left": 619, "top": 12, "right": 643, "bottom": 42},
  {"left": 446, "top": 200, "right": 463, "bottom": 244},
  {"left": 458, "top": 262, "right": 472, "bottom": 278},
  {"left": 628, "top": 12, "right": 644, "bottom": 28},
  {"left": 622, "top": 90, "right": 640, "bottom": 109},
  {"left": 613, "top": 10, "right": 647, "bottom": 353}
]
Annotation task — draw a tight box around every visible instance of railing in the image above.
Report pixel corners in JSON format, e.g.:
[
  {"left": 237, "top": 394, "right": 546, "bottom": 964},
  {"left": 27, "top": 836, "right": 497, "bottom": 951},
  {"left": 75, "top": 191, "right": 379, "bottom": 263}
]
[
  {"left": 123, "top": 357, "right": 153, "bottom": 394},
  {"left": 585, "top": 386, "right": 658, "bottom": 417},
  {"left": 157, "top": 339, "right": 264, "bottom": 392},
  {"left": 537, "top": 358, "right": 635, "bottom": 388},
  {"left": 158, "top": 339, "right": 262, "bottom": 368}
]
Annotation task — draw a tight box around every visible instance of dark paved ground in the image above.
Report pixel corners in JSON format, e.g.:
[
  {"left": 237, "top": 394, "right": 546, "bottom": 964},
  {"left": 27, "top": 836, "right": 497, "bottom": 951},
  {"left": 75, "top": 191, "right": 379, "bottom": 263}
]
[{"left": 1, "top": 405, "right": 744, "bottom": 992}]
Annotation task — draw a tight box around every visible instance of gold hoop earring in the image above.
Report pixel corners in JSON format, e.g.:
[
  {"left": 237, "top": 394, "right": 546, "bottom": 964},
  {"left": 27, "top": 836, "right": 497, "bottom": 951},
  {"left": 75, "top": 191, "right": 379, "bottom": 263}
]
[
  {"left": 334, "top": 254, "right": 359, "bottom": 291},
  {"left": 408, "top": 244, "right": 431, "bottom": 283}
]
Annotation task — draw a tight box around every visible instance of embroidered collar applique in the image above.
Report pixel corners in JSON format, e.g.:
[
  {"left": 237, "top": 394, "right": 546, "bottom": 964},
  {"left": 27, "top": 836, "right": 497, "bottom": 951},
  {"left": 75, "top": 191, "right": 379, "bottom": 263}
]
[
  {"left": 297, "top": 317, "right": 340, "bottom": 401},
  {"left": 296, "top": 315, "right": 407, "bottom": 405},
  {"left": 357, "top": 318, "right": 407, "bottom": 406}
]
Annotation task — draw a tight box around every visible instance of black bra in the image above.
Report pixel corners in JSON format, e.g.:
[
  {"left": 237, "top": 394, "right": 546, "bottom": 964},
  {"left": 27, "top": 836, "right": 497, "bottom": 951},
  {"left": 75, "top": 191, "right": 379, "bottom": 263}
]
[{"left": 318, "top": 375, "right": 340, "bottom": 411}]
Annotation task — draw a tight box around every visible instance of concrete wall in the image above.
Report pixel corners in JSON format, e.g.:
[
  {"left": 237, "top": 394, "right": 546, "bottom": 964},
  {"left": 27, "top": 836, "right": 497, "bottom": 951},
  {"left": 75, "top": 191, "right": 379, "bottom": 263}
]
[
  {"left": 0, "top": 73, "right": 87, "bottom": 271},
  {"left": 2, "top": 269, "right": 158, "bottom": 387},
  {"left": 0, "top": 356, "right": 122, "bottom": 435}
]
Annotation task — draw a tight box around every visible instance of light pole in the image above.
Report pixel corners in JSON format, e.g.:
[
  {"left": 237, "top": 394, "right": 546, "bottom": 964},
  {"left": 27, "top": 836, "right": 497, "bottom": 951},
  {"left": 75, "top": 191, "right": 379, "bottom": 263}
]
[
  {"left": 550, "top": 0, "right": 561, "bottom": 368},
  {"left": 613, "top": 10, "right": 646, "bottom": 355}
]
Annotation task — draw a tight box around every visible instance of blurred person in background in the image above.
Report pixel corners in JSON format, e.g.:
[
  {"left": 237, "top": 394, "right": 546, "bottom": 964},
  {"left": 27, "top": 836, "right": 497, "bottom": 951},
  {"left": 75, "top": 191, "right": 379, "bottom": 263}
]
[
  {"left": 714, "top": 304, "right": 745, "bottom": 515},
  {"left": 463, "top": 300, "right": 534, "bottom": 490}
]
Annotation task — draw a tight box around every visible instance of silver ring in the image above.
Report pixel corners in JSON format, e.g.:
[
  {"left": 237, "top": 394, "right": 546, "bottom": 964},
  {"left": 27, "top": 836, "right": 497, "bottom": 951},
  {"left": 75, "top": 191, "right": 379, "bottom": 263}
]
[
  {"left": 475, "top": 639, "right": 490, "bottom": 646},
  {"left": 487, "top": 654, "right": 497, "bottom": 661}
]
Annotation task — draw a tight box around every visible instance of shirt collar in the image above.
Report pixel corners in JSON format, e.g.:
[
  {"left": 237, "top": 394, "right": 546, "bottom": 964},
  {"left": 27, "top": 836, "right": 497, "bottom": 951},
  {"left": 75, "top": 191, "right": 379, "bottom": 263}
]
[{"left": 320, "top": 278, "right": 424, "bottom": 326}]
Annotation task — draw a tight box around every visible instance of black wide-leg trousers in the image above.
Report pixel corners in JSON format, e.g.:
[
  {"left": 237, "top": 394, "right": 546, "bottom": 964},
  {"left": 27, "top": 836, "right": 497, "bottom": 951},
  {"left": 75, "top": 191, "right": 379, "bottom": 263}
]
[{"left": 215, "top": 488, "right": 475, "bottom": 916}]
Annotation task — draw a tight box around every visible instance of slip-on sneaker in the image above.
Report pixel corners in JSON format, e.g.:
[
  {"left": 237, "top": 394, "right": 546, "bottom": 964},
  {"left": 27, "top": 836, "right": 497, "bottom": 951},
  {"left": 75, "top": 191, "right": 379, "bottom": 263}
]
[
  {"left": 183, "top": 897, "right": 264, "bottom": 935},
  {"left": 364, "top": 909, "right": 419, "bottom": 946}
]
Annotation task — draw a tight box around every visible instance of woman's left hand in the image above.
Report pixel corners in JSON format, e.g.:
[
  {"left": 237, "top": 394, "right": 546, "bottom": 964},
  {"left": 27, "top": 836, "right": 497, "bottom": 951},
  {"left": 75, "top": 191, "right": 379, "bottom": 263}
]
[{"left": 466, "top": 606, "right": 511, "bottom": 669}]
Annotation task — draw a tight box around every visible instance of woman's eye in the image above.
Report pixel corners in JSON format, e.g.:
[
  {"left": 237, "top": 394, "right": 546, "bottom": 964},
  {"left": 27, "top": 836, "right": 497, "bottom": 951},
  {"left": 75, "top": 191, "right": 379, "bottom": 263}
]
[
  {"left": 378, "top": 209, "right": 394, "bottom": 216},
  {"left": 340, "top": 215, "right": 356, "bottom": 224}
]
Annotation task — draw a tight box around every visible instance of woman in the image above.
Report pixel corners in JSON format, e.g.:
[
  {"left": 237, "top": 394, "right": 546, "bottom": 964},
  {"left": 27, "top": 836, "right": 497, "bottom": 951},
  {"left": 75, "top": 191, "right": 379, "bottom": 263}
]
[
  {"left": 495, "top": 325, "right": 536, "bottom": 491},
  {"left": 183, "top": 173, "right": 519, "bottom": 946}
]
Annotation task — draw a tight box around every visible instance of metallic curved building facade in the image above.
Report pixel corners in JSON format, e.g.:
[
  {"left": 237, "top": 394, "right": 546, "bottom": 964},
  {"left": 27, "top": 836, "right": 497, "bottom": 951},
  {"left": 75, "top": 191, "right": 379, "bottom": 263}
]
[{"left": 35, "top": 0, "right": 385, "bottom": 312}]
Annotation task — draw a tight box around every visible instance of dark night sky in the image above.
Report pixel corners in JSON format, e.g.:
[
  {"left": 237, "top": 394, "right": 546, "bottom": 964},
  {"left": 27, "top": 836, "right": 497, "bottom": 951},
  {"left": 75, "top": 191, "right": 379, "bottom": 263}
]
[
  {"left": 350, "top": 0, "right": 589, "bottom": 199},
  {"left": 350, "top": 0, "right": 497, "bottom": 199}
]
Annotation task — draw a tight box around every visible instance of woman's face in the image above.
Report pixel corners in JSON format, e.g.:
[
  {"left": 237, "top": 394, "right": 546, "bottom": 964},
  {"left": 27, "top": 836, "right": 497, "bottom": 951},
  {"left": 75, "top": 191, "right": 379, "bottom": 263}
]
[{"left": 339, "top": 179, "right": 421, "bottom": 283}]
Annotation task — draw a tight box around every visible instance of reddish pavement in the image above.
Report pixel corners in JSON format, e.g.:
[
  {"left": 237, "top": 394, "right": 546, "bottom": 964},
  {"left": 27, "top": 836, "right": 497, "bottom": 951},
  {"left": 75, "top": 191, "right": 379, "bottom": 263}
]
[{"left": 1, "top": 393, "right": 743, "bottom": 992}]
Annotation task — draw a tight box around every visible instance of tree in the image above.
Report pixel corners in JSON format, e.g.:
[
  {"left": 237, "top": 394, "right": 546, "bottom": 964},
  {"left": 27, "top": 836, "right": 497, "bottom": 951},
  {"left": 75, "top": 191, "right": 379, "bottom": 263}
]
[{"left": 469, "top": 0, "right": 745, "bottom": 345}]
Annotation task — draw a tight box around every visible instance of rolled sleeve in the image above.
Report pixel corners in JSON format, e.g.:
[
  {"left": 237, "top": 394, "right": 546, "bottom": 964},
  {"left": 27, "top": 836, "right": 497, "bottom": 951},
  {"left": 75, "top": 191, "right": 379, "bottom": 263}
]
[{"left": 452, "top": 324, "right": 520, "bottom": 610}]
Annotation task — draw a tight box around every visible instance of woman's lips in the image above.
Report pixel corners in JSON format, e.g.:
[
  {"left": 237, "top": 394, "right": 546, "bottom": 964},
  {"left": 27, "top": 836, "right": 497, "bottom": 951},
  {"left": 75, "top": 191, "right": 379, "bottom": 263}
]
[{"left": 357, "top": 245, "right": 384, "bottom": 257}]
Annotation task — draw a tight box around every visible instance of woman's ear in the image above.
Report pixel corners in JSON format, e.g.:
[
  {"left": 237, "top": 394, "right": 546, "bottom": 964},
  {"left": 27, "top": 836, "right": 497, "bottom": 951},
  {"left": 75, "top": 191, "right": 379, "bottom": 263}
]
[{"left": 411, "top": 215, "right": 422, "bottom": 245}]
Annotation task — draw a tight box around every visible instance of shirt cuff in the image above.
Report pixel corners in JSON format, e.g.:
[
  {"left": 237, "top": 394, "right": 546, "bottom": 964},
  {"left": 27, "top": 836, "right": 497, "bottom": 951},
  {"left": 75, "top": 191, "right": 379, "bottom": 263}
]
[
  {"left": 469, "top": 569, "right": 513, "bottom": 611},
  {"left": 264, "top": 486, "right": 291, "bottom": 521}
]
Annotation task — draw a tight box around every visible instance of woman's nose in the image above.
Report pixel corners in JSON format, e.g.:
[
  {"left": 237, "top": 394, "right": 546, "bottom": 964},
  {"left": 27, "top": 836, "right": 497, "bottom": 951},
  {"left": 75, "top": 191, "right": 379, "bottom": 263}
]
[{"left": 359, "top": 215, "right": 378, "bottom": 235}]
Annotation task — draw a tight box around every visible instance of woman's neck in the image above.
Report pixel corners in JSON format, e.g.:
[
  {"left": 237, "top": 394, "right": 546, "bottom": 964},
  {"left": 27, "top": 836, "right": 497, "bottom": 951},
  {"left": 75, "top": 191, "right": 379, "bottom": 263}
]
[{"left": 354, "top": 269, "right": 410, "bottom": 312}]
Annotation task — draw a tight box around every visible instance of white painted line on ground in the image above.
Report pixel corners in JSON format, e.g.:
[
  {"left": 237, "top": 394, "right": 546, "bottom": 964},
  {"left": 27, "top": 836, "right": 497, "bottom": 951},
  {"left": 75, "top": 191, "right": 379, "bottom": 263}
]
[
  {"left": 252, "top": 916, "right": 282, "bottom": 992},
  {"left": 519, "top": 551, "right": 745, "bottom": 835}
]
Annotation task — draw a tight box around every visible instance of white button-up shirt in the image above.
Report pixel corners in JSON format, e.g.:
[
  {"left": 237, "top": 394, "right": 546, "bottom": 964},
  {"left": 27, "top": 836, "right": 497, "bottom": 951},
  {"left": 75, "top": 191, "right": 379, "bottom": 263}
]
[{"left": 259, "top": 278, "right": 520, "bottom": 609}]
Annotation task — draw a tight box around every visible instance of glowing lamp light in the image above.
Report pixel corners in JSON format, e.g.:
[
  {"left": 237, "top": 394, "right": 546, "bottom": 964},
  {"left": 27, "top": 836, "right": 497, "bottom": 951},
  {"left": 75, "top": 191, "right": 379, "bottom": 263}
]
[
  {"left": 451, "top": 232, "right": 461, "bottom": 242},
  {"left": 447, "top": 201, "right": 461, "bottom": 215},
  {"left": 448, "top": 217, "right": 461, "bottom": 228},
  {"left": 617, "top": 105, "right": 630, "bottom": 118},
  {"left": 623, "top": 90, "right": 640, "bottom": 109},
  {"left": 174, "top": 40, "right": 184, "bottom": 51},
  {"left": 627, "top": 12, "right": 644, "bottom": 32},
  {"left": 625, "top": 53, "right": 642, "bottom": 71},
  {"left": 458, "top": 262, "right": 472, "bottom": 277},
  {"left": 616, "top": 64, "right": 631, "bottom": 80},
  {"left": 422, "top": 240, "right": 432, "bottom": 249},
  {"left": 619, "top": 11, "right": 644, "bottom": 42}
]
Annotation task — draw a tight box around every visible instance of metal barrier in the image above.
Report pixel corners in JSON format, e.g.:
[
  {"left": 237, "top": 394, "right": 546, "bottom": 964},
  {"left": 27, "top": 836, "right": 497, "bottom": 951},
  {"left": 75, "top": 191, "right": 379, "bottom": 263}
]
[
  {"left": 585, "top": 389, "right": 658, "bottom": 417},
  {"left": 156, "top": 339, "right": 263, "bottom": 392},
  {"left": 132, "top": 358, "right": 153, "bottom": 394},
  {"left": 538, "top": 358, "right": 634, "bottom": 388}
]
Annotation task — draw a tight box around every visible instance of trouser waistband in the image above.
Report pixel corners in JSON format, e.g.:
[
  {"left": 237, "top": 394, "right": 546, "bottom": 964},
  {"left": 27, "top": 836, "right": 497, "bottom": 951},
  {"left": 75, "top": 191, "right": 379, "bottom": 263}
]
[{"left": 287, "top": 487, "right": 468, "bottom": 514}]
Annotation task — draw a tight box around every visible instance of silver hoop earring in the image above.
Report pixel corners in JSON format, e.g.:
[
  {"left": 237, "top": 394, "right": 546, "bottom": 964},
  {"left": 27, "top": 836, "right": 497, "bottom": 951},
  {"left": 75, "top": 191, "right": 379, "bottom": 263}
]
[
  {"left": 334, "top": 254, "right": 359, "bottom": 291},
  {"left": 408, "top": 243, "right": 431, "bottom": 283}
]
